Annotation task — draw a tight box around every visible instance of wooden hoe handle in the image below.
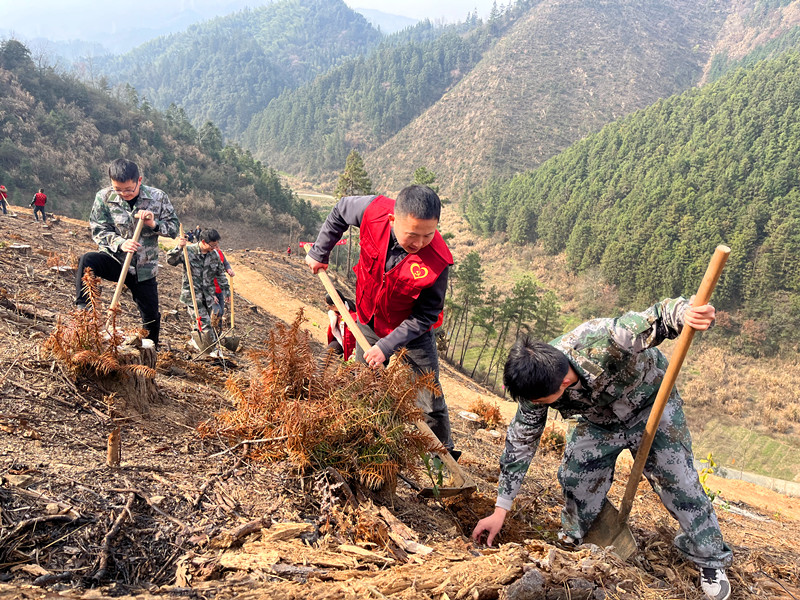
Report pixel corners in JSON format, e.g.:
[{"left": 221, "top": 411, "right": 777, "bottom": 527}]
[
  {"left": 616, "top": 244, "right": 731, "bottom": 525},
  {"left": 180, "top": 224, "right": 203, "bottom": 333},
  {"left": 109, "top": 216, "right": 146, "bottom": 312},
  {"left": 303, "top": 244, "right": 371, "bottom": 352}
]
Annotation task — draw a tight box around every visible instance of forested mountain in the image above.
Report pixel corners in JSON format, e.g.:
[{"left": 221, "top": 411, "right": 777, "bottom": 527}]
[
  {"left": 465, "top": 51, "right": 800, "bottom": 354},
  {"left": 96, "top": 0, "right": 382, "bottom": 136},
  {"left": 0, "top": 40, "right": 317, "bottom": 235},
  {"left": 700, "top": 0, "right": 800, "bottom": 83},
  {"left": 364, "top": 0, "right": 727, "bottom": 195},
  {"left": 707, "top": 23, "right": 800, "bottom": 82},
  {"left": 241, "top": 15, "right": 498, "bottom": 178}
]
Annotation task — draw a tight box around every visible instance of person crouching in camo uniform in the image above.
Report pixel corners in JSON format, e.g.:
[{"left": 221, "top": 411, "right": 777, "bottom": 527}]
[
  {"left": 472, "top": 297, "right": 733, "bottom": 600},
  {"left": 166, "top": 228, "right": 229, "bottom": 351}
]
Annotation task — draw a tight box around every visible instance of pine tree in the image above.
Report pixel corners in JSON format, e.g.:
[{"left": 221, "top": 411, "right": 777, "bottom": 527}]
[
  {"left": 334, "top": 150, "right": 373, "bottom": 278},
  {"left": 413, "top": 166, "right": 439, "bottom": 194},
  {"left": 334, "top": 149, "right": 373, "bottom": 197}
]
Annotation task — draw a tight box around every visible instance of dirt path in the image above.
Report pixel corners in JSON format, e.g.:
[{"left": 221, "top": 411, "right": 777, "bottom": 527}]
[{"left": 227, "top": 259, "right": 331, "bottom": 344}]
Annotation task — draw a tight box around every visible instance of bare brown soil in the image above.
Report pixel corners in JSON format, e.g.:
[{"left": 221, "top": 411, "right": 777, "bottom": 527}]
[{"left": 1, "top": 207, "right": 799, "bottom": 599}]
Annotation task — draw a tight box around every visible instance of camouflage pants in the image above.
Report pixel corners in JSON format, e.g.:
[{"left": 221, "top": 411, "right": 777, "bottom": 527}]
[
  {"left": 557, "top": 395, "right": 733, "bottom": 569},
  {"left": 185, "top": 299, "right": 215, "bottom": 334}
]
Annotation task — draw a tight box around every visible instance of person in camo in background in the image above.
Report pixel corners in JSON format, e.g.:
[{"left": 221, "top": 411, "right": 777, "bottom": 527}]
[
  {"left": 74, "top": 158, "right": 179, "bottom": 347},
  {"left": 471, "top": 297, "right": 733, "bottom": 600},
  {"left": 167, "top": 228, "right": 230, "bottom": 352},
  {"left": 305, "top": 185, "right": 459, "bottom": 460}
]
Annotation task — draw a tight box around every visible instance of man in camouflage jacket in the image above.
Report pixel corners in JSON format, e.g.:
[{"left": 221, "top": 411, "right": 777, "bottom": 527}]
[
  {"left": 166, "top": 228, "right": 229, "bottom": 336},
  {"left": 74, "top": 159, "right": 179, "bottom": 346},
  {"left": 472, "top": 297, "right": 733, "bottom": 600}
]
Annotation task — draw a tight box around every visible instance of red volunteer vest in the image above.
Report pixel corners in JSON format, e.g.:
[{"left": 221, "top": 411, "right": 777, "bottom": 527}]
[
  {"left": 355, "top": 196, "right": 453, "bottom": 338},
  {"left": 327, "top": 310, "right": 358, "bottom": 361},
  {"left": 213, "top": 249, "right": 225, "bottom": 294}
]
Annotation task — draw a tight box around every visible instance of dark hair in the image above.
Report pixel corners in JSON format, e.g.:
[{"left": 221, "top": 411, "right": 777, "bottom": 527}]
[
  {"left": 503, "top": 336, "right": 570, "bottom": 401},
  {"left": 200, "top": 228, "right": 221, "bottom": 243},
  {"left": 395, "top": 185, "right": 441, "bottom": 221},
  {"left": 108, "top": 158, "right": 139, "bottom": 183},
  {"left": 325, "top": 289, "right": 355, "bottom": 312},
  {"left": 38, "top": 188, "right": 44, "bottom": 193}
]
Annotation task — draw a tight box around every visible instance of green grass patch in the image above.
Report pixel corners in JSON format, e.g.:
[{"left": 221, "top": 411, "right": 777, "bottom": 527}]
[{"left": 692, "top": 418, "right": 800, "bottom": 481}]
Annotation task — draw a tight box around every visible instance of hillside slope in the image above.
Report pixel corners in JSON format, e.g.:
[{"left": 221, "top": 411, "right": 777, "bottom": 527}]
[
  {"left": 461, "top": 49, "right": 800, "bottom": 361},
  {"left": 701, "top": 0, "right": 800, "bottom": 82},
  {"left": 1, "top": 209, "right": 799, "bottom": 598},
  {"left": 0, "top": 40, "right": 317, "bottom": 235},
  {"left": 365, "top": 0, "right": 726, "bottom": 194}
]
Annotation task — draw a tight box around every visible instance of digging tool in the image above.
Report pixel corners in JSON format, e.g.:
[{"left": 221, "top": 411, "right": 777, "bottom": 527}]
[
  {"left": 108, "top": 215, "right": 146, "bottom": 315},
  {"left": 220, "top": 274, "right": 241, "bottom": 351},
  {"left": 583, "top": 244, "right": 731, "bottom": 559},
  {"left": 180, "top": 224, "right": 216, "bottom": 354},
  {"left": 304, "top": 243, "right": 476, "bottom": 498}
]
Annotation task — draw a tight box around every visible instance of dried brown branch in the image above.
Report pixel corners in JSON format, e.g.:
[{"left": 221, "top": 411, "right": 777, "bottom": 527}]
[
  {"left": 198, "top": 311, "right": 435, "bottom": 492},
  {"left": 1, "top": 514, "right": 77, "bottom": 542},
  {"left": 93, "top": 491, "right": 136, "bottom": 581},
  {"left": 194, "top": 443, "right": 250, "bottom": 509},
  {"left": 0, "top": 306, "right": 52, "bottom": 333},
  {"left": 108, "top": 488, "right": 191, "bottom": 533}
]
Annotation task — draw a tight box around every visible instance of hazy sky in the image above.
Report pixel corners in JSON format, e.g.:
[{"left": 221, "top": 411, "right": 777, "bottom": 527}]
[
  {"left": 1, "top": 0, "right": 499, "bottom": 44},
  {"left": 347, "top": 0, "right": 497, "bottom": 21}
]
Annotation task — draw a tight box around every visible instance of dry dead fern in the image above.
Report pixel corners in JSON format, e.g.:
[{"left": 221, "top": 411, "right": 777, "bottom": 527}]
[
  {"left": 199, "top": 310, "right": 439, "bottom": 491},
  {"left": 43, "top": 270, "right": 154, "bottom": 379},
  {"left": 469, "top": 397, "right": 504, "bottom": 429}
]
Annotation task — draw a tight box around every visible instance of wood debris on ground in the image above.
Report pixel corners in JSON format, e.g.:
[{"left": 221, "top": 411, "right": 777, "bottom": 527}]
[{"left": 0, "top": 212, "right": 799, "bottom": 599}]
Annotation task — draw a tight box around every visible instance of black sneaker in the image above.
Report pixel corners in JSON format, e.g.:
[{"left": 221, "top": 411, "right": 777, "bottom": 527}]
[
  {"left": 449, "top": 449, "right": 462, "bottom": 462},
  {"left": 700, "top": 568, "right": 730, "bottom": 600}
]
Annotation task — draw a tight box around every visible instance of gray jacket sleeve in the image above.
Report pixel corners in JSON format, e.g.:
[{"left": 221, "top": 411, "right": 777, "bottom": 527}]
[{"left": 307, "top": 195, "right": 376, "bottom": 263}]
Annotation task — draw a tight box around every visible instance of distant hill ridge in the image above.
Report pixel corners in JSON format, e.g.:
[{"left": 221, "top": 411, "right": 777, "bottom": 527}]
[
  {"left": 365, "top": 0, "right": 727, "bottom": 194},
  {"left": 77, "top": 0, "right": 800, "bottom": 197},
  {"left": 97, "top": 0, "right": 382, "bottom": 137},
  {"left": 0, "top": 39, "right": 317, "bottom": 235},
  {"left": 464, "top": 50, "right": 800, "bottom": 355}
]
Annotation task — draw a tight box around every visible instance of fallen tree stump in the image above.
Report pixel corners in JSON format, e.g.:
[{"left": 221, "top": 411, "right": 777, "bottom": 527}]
[{"left": 102, "top": 340, "right": 160, "bottom": 415}]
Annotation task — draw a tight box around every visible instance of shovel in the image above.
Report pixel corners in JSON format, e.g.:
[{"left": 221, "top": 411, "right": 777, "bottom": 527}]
[
  {"left": 105, "top": 215, "right": 146, "bottom": 336},
  {"left": 220, "top": 273, "right": 241, "bottom": 351},
  {"left": 180, "top": 224, "right": 216, "bottom": 354},
  {"left": 583, "top": 244, "right": 731, "bottom": 559},
  {"left": 304, "top": 244, "right": 476, "bottom": 498}
]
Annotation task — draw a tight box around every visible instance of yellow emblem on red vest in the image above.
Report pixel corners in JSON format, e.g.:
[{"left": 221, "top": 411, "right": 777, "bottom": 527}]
[{"left": 410, "top": 263, "right": 429, "bottom": 280}]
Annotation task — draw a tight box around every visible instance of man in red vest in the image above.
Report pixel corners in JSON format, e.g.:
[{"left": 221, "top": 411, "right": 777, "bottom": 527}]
[
  {"left": 30, "top": 188, "right": 47, "bottom": 223},
  {"left": 305, "top": 185, "right": 457, "bottom": 457},
  {"left": 0, "top": 184, "right": 8, "bottom": 215}
]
